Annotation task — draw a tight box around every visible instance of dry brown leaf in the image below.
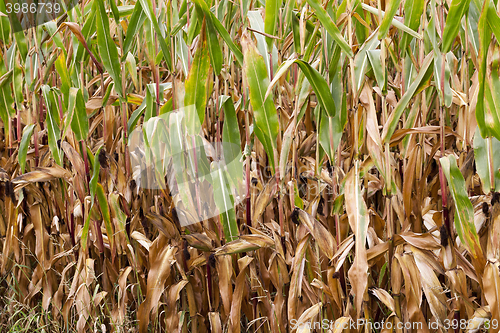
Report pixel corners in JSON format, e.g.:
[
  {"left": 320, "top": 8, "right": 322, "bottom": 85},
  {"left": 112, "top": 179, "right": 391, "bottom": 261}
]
[
  {"left": 292, "top": 302, "right": 322, "bottom": 332},
  {"left": 371, "top": 288, "right": 396, "bottom": 313},
  {"left": 184, "top": 233, "right": 214, "bottom": 251},
  {"left": 345, "top": 163, "right": 369, "bottom": 318},
  {"left": 229, "top": 256, "right": 253, "bottom": 333},
  {"left": 483, "top": 262, "right": 500, "bottom": 329},
  {"left": 297, "top": 209, "right": 336, "bottom": 259},
  {"left": 138, "top": 235, "right": 176, "bottom": 333},
  {"left": 288, "top": 235, "right": 310, "bottom": 322},
  {"left": 13, "top": 165, "right": 72, "bottom": 185}
]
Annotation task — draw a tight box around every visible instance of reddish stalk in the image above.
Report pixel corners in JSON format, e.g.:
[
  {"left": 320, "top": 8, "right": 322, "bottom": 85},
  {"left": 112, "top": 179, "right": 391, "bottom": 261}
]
[
  {"left": 81, "top": 140, "right": 90, "bottom": 186},
  {"left": 244, "top": 92, "right": 252, "bottom": 227}
]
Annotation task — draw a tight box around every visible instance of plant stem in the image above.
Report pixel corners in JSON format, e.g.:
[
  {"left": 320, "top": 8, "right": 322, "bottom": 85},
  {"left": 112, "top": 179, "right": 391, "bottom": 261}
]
[{"left": 487, "top": 136, "right": 495, "bottom": 193}]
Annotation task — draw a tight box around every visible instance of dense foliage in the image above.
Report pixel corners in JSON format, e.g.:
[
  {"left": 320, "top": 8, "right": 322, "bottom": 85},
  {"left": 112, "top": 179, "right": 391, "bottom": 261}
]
[{"left": 1, "top": 0, "right": 500, "bottom": 331}]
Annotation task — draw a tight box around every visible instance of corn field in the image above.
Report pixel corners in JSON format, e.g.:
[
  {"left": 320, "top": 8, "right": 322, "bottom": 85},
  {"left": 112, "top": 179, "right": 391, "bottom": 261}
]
[{"left": 1, "top": 0, "right": 500, "bottom": 331}]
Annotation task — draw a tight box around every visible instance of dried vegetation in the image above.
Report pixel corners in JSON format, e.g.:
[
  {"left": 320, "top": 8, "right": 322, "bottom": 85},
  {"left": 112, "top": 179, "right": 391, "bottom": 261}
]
[{"left": 1, "top": 0, "right": 500, "bottom": 332}]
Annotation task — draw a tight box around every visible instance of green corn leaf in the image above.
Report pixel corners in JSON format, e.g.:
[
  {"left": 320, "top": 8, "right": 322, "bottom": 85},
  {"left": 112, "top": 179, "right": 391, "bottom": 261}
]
[
  {"left": 187, "top": 6, "right": 201, "bottom": 44},
  {"left": 378, "top": 0, "right": 402, "bottom": 40},
  {"left": 440, "top": 155, "right": 484, "bottom": 263},
  {"left": 319, "top": 109, "right": 343, "bottom": 162},
  {"left": 108, "top": 0, "right": 120, "bottom": 23},
  {"left": 123, "top": 0, "right": 147, "bottom": 56},
  {"left": 264, "top": 0, "right": 280, "bottom": 49},
  {"left": 116, "top": 5, "right": 136, "bottom": 17},
  {"left": 381, "top": 52, "right": 433, "bottom": 143},
  {"left": 0, "top": 0, "right": 10, "bottom": 44},
  {"left": 442, "top": 0, "right": 472, "bottom": 53},
  {"left": 144, "top": 84, "right": 156, "bottom": 122},
  {"left": 192, "top": 0, "right": 243, "bottom": 65},
  {"left": 0, "top": 62, "right": 14, "bottom": 127},
  {"left": 18, "top": 124, "right": 35, "bottom": 174},
  {"left": 177, "top": 34, "right": 189, "bottom": 77},
  {"left": 42, "top": 85, "right": 62, "bottom": 165},
  {"left": 14, "top": 31, "right": 27, "bottom": 64},
  {"left": 294, "top": 181, "right": 303, "bottom": 209},
  {"left": 367, "top": 50, "right": 386, "bottom": 92},
  {"left": 476, "top": 1, "right": 489, "bottom": 140},
  {"left": 81, "top": 146, "right": 102, "bottom": 250},
  {"left": 485, "top": 0, "right": 500, "bottom": 43},
  {"left": 221, "top": 96, "right": 243, "bottom": 189},
  {"left": 54, "top": 53, "right": 70, "bottom": 102},
  {"left": 476, "top": 0, "right": 500, "bottom": 141},
  {"left": 125, "top": 52, "right": 139, "bottom": 90},
  {"left": 248, "top": 10, "right": 278, "bottom": 78},
  {"left": 467, "top": 0, "right": 480, "bottom": 56},
  {"left": 306, "top": 0, "right": 353, "bottom": 58},
  {"left": 353, "top": 0, "right": 369, "bottom": 45},
  {"left": 291, "top": 13, "right": 301, "bottom": 55},
  {"left": 171, "top": 12, "right": 188, "bottom": 36},
  {"left": 361, "top": 3, "right": 421, "bottom": 40},
  {"left": 354, "top": 30, "right": 380, "bottom": 94},
  {"left": 75, "top": 0, "right": 98, "bottom": 63},
  {"left": 242, "top": 32, "right": 279, "bottom": 170},
  {"left": 109, "top": 192, "right": 127, "bottom": 239},
  {"left": 205, "top": 15, "right": 223, "bottom": 75},
  {"left": 96, "top": 0, "right": 123, "bottom": 98},
  {"left": 473, "top": 129, "right": 500, "bottom": 193},
  {"left": 13, "top": 65, "right": 23, "bottom": 110},
  {"left": 211, "top": 161, "right": 239, "bottom": 242},
  {"left": 102, "top": 82, "right": 115, "bottom": 108},
  {"left": 137, "top": 0, "right": 172, "bottom": 70},
  {"left": 266, "top": 57, "right": 337, "bottom": 118},
  {"left": 184, "top": 30, "right": 211, "bottom": 135},
  {"left": 400, "top": 0, "right": 424, "bottom": 54},
  {"left": 70, "top": 88, "right": 89, "bottom": 142},
  {"left": 96, "top": 183, "right": 114, "bottom": 253},
  {"left": 128, "top": 99, "right": 148, "bottom": 135}
]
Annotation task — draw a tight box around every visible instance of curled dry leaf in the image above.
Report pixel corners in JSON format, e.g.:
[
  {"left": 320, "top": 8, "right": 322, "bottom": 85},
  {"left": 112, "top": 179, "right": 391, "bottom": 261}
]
[
  {"left": 13, "top": 166, "right": 72, "bottom": 185},
  {"left": 345, "top": 162, "right": 369, "bottom": 318},
  {"left": 183, "top": 233, "right": 214, "bottom": 251},
  {"left": 138, "top": 237, "right": 176, "bottom": 333},
  {"left": 215, "top": 233, "right": 274, "bottom": 255},
  {"left": 297, "top": 208, "right": 336, "bottom": 259}
]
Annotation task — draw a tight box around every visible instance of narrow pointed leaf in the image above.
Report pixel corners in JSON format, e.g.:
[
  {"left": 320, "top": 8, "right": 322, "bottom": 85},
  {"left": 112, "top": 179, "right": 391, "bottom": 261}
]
[
  {"left": 440, "top": 155, "right": 484, "bottom": 266},
  {"left": 96, "top": 183, "right": 114, "bottom": 254},
  {"left": 18, "top": 124, "right": 35, "bottom": 174},
  {"left": 264, "top": 0, "right": 280, "bottom": 49},
  {"left": 306, "top": 0, "right": 353, "bottom": 57},
  {"left": 442, "top": 0, "right": 472, "bottom": 53},
  {"left": 400, "top": 0, "right": 424, "bottom": 54},
  {"left": 212, "top": 161, "right": 239, "bottom": 242},
  {"left": 192, "top": 0, "right": 243, "bottom": 65},
  {"left": 345, "top": 161, "right": 369, "bottom": 317},
  {"left": 205, "top": 18, "right": 223, "bottom": 75},
  {"left": 362, "top": 3, "right": 421, "bottom": 40},
  {"left": 242, "top": 32, "right": 279, "bottom": 169},
  {"left": 42, "top": 85, "right": 62, "bottom": 165},
  {"left": 381, "top": 52, "right": 433, "bottom": 143},
  {"left": 70, "top": 88, "right": 89, "bottom": 142},
  {"left": 184, "top": 30, "right": 211, "bottom": 134},
  {"left": 221, "top": 96, "right": 243, "bottom": 189},
  {"left": 266, "top": 57, "right": 337, "bottom": 117},
  {"left": 378, "top": 0, "right": 402, "bottom": 40},
  {"left": 137, "top": 0, "right": 172, "bottom": 69},
  {"left": 123, "top": 0, "right": 147, "bottom": 55},
  {"left": 96, "top": 0, "right": 123, "bottom": 98}
]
